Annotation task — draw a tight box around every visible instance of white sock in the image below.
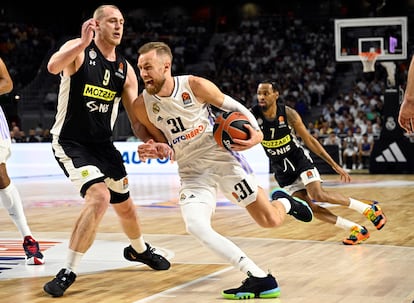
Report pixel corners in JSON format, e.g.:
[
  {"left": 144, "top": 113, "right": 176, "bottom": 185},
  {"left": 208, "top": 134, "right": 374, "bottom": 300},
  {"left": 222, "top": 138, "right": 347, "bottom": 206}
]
[
  {"left": 349, "top": 198, "right": 370, "bottom": 214},
  {"left": 238, "top": 256, "right": 267, "bottom": 278},
  {"left": 335, "top": 216, "right": 362, "bottom": 230},
  {"left": 0, "top": 182, "right": 31, "bottom": 237},
  {"left": 130, "top": 236, "right": 147, "bottom": 253},
  {"left": 65, "top": 249, "right": 84, "bottom": 273},
  {"left": 277, "top": 198, "right": 291, "bottom": 213}
]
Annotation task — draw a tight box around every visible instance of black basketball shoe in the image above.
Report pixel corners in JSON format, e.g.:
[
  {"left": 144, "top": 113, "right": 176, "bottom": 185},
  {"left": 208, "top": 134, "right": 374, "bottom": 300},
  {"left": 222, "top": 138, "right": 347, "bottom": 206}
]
[
  {"left": 43, "top": 268, "right": 76, "bottom": 297},
  {"left": 271, "top": 188, "right": 313, "bottom": 222},
  {"left": 221, "top": 273, "right": 280, "bottom": 299},
  {"left": 124, "top": 243, "right": 170, "bottom": 270}
]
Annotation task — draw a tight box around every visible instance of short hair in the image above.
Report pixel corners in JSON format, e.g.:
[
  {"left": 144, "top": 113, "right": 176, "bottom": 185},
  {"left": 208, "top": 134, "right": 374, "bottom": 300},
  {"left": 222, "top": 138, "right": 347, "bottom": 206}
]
[
  {"left": 93, "top": 5, "right": 121, "bottom": 20},
  {"left": 259, "top": 80, "right": 280, "bottom": 92},
  {"left": 138, "top": 41, "right": 173, "bottom": 61}
]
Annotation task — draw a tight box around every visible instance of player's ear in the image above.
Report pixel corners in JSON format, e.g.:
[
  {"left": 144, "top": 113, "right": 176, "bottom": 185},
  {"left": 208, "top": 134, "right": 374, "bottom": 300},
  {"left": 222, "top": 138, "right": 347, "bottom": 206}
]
[{"left": 164, "top": 62, "right": 170, "bottom": 71}]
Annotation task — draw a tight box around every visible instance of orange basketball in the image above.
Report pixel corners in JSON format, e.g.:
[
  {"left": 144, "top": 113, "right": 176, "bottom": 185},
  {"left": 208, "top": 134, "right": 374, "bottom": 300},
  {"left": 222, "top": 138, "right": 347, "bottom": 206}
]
[{"left": 213, "top": 111, "right": 251, "bottom": 150}]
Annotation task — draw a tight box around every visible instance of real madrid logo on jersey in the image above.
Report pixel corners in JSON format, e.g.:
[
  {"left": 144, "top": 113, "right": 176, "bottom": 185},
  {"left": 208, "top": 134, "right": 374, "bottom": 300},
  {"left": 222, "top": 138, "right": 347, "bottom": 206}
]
[
  {"left": 89, "top": 48, "right": 97, "bottom": 66},
  {"left": 152, "top": 103, "right": 160, "bottom": 114}
]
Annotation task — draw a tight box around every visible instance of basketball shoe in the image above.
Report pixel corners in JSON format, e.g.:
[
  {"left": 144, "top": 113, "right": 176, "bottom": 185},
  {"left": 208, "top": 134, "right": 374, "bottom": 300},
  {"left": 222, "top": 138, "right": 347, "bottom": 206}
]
[
  {"left": 221, "top": 273, "right": 280, "bottom": 299},
  {"left": 23, "top": 235, "right": 44, "bottom": 265},
  {"left": 271, "top": 188, "right": 313, "bottom": 222},
  {"left": 343, "top": 226, "right": 370, "bottom": 245},
  {"left": 43, "top": 268, "right": 76, "bottom": 297},
  {"left": 363, "top": 201, "right": 387, "bottom": 230},
  {"left": 124, "top": 243, "right": 170, "bottom": 270}
]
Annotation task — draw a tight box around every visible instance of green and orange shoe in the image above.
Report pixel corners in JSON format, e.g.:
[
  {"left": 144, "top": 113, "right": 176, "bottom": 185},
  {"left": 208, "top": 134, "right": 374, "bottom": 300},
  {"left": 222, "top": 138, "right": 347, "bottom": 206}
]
[
  {"left": 363, "top": 202, "right": 387, "bottom": 230},
  {"left": 343, "top": 226, "right": 370, "bottom": 245}
]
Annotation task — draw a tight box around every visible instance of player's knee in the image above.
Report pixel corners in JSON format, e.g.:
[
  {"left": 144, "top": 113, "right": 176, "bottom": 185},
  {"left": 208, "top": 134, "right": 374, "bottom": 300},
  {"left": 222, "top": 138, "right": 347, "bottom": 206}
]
[
  {"left": 110, "top": 190, "right": 130, "bottom": 204},
  {"left": 185, "top": 219, "right": 209, "bottom": 236}
]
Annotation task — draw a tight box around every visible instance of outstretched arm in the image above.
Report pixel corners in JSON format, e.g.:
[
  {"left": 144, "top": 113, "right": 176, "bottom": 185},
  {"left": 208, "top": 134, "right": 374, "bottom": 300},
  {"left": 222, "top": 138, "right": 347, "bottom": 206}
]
[{"left": 287, "top": 106, "right": 351, "bottom": 183}]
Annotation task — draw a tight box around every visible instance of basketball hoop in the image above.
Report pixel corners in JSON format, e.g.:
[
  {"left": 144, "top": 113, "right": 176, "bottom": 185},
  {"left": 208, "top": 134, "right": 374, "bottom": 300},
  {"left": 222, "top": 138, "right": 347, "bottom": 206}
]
[{"left": 359, "top": 52, "right": 378, "bottom": 72}]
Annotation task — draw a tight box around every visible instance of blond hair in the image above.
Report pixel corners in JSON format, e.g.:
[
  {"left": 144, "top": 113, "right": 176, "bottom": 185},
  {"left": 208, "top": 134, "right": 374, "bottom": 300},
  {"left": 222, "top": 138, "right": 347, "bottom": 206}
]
[
  {"left": 93, "top": 4, "right": 121, "bottom": 20},
  {"left": 138, "top": 42, "right": 173, "bottom": 61}
]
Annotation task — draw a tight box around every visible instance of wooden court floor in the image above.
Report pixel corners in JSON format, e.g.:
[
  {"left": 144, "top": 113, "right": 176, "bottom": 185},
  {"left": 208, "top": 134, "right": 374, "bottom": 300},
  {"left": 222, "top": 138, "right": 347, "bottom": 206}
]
[{"left": 0, "top": 173, "right": 413, "bottom": 303}]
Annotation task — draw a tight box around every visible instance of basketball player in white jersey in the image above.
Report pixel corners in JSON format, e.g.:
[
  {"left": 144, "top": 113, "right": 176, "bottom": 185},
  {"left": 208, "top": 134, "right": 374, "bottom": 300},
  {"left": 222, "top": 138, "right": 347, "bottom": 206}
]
[
  {"left": 0, "top": 57, "right": 44, "bottom": 265},
  {"left": 130, "top": 41, "right": 313, "bottom": 300}
]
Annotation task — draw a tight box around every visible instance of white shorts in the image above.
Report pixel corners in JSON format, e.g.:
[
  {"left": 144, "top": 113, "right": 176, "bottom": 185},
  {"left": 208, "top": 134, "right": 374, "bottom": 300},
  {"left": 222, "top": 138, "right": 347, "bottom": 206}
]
[
  {"left": 283, "top": 167, "right": 322, "bottom": 194},
  {"left": 177, "top": 145, "right": 259, "bottom": 210},
  {"left": 0, "top": 137, "right": 11, "bottom": 164}
]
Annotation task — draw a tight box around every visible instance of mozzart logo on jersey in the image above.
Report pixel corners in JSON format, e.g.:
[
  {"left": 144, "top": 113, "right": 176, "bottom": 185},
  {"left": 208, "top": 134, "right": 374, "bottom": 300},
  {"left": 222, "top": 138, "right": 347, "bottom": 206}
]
[{"left": 83, "top": 84, "right": 116, "bottom": 101}]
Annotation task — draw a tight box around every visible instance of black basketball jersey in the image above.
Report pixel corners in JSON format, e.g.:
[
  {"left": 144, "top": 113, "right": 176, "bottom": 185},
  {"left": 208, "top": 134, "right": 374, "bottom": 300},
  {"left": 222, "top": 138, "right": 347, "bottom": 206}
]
[
  {"left": 252, "top": 103, "right": 317, "bottom": 186},
  {"left": 251, "top": 103, "right": 303, "bottom": 161},
  {"left": 50, "top": 41, "right": 128, "bottom": 143}
]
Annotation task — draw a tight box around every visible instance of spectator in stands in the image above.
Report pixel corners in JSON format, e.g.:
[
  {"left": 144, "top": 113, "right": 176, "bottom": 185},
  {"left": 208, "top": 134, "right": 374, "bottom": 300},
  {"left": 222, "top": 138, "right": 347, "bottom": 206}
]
[
  {"left": 10, "top": 125, "right": 25, "bottom": 142},
  {"left": 342, "top": 128, "right": 358, "bottom": 170},
  {"left": 323, "top": 132, "right": 342, "bottom": 151},
  {"left": 26, "top": 128, "right": 40, "bottom": 142},
  {"left": 357, "top": 133, "right": 374, "bottom": 169}
]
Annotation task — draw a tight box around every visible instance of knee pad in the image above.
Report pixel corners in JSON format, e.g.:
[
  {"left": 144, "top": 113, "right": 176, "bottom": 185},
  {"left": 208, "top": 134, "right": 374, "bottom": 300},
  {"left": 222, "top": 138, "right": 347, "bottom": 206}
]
[{"left": 110, "top": 190, "right": 130, "bottom": 204}]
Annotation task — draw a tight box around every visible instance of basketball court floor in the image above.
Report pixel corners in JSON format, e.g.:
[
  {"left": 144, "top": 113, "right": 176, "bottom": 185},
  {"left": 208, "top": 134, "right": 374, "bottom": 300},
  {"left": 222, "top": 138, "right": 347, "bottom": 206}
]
[{"left": 1, "top": 172, "right": 414, "bottom": 303}]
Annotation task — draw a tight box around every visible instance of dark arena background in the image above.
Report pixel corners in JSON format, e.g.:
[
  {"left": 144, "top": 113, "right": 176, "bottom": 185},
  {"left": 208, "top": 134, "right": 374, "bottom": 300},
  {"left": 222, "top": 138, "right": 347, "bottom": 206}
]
[{"left": 1, "top": 1, "right": 414, "bottom": 303}]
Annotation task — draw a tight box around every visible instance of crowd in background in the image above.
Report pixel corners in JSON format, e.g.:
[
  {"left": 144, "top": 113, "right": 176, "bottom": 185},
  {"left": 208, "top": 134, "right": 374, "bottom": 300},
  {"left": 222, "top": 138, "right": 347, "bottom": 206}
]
[{"left": 0, "top": 2, "right": 412, "bottom": 170}]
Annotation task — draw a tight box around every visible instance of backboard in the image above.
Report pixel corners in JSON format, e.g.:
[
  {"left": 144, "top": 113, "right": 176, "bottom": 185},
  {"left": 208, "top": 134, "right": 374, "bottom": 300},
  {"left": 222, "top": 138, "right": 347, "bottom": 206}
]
[{"left": 334, "top": 16, "right": 407, "bottom": 62}]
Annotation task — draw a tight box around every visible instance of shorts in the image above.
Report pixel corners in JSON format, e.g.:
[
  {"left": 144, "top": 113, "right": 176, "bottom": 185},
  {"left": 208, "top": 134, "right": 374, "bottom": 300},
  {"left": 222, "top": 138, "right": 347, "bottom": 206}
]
[
  {"left": 177, "top": 144, "right": 259, "bottom": 209},
  {"left": 0, "top": 137, "right": 11, "bottom": 164},
  {"left": 270, "top": 148, "right": 316, "bottom": 187},
  {"left": 283, "top": 167, "right": 322, "bottom": 194},
  {"left": 52, "top": 136, "right": 128, "bottom": 199}
]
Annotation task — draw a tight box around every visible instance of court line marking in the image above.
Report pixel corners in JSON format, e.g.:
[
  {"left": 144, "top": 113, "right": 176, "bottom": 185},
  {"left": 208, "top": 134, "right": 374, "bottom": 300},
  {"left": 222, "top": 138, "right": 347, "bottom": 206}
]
[{"left": 133, "top": 266, "right": 234, "bottom": 303}]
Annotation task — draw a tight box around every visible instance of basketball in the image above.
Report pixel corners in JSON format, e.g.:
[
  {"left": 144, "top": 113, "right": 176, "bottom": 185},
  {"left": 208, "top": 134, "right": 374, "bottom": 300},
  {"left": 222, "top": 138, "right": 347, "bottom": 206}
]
[{"left": 213, "top": 111, "right": 251, "bottom": 150}]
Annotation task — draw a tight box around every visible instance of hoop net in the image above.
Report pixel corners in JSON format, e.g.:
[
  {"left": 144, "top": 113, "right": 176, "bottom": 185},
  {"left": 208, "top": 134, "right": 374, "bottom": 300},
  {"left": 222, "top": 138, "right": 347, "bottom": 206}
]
[{"left": 359, "top": 52, "right": 378, "bottom": 72}]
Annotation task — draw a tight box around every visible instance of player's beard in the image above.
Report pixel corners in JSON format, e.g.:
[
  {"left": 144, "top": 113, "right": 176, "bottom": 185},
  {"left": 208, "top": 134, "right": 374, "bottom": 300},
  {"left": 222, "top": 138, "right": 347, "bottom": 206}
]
[
  {"left": 145, "top": 77, "right": 166, "bottom": 95},
  {"left": 258, "top": 103, "right": 269, "bottom": 112}
]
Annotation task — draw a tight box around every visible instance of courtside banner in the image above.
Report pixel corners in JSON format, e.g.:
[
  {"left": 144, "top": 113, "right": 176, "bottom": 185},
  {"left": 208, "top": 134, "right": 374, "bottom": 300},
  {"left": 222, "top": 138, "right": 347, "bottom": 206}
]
[{"left": 8, "top": 142, "right": 269, "bottom": 178}]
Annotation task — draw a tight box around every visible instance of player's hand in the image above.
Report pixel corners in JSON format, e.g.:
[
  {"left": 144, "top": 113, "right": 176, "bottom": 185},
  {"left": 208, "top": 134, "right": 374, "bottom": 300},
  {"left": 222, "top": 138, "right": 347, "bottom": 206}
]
[
  {"left": 80, "top": 18, "right": 96, "bottom": 46},
  {"left": 398, "top": 100, "right": 414, "bottom": 134},
  {"left": 332, "top": 164, "right": 351, "bottom": 183},
  {"left": 231, "top": 124, "right": 263, "bottom": 151},
  {"left": 138, "top": 139, "right": 174, "bottom": 162}
]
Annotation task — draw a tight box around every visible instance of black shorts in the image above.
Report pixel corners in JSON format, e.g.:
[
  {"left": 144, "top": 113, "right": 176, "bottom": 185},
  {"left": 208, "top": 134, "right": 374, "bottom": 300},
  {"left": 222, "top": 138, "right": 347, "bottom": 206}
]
[
  {"left": 52, "top": 138, "right": 128, "bottom": 197},
  {"left": 270, "top": 148, "right": 315, "bottom": 187}
]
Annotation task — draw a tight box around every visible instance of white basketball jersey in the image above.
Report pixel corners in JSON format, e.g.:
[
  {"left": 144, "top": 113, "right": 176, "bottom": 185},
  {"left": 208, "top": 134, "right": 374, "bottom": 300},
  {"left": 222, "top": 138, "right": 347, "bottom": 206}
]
[{"left": 143, "top": 75, "right": 217, "bottom": 163}]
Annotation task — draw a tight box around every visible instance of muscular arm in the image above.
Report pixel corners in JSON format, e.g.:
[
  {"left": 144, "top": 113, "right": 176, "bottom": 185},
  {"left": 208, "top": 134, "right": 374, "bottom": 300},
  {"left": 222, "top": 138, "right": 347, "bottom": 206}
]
[
  {"left": 129, "top": 94, "right": 172, "bottom": 161},
  {"left": 286, "top": 106, "right": 351, "bottom": 182},
  {"left": 47, "top": 18, "right": 95, "bottom": 76},
  {"left": 399, "top": 55, "right": 414, "bottom": 133},
  {"left": 129, "top": 94, "right": 168, "bottom": 143},
  {"left": 0, "top": 58, "right": 13, "bottom": 95},
  {"left": 188, "top": 75, "right": 263, "bottom": 149}
]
